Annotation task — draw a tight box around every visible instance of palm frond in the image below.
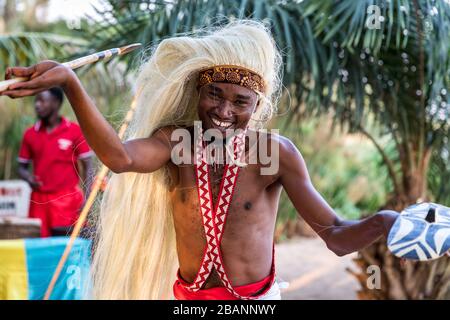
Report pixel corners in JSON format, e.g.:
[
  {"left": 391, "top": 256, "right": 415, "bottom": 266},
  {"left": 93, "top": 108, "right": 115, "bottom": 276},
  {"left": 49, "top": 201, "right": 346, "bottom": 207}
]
[{"left": 0, "top": 32, "right": 87, "bottom": 72}]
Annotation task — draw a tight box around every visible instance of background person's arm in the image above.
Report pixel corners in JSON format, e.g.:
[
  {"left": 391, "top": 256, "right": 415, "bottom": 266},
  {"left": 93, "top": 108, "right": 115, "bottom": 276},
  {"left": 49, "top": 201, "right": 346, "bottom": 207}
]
[
  {"left": 2, "top": 61, "right": 172, "bottom": 173},
  {"left": 79, "top": 157, "right": 94, "bottom": 198},
  {"left": 17, "top": 162, "right": 42, "bottom": 190},
  {"left": 278, "top": 136, "right": 399, "bottom": 256}
]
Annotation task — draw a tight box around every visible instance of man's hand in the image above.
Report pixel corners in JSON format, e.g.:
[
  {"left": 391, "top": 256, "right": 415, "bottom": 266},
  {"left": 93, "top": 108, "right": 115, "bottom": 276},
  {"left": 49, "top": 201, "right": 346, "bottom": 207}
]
[
  {"left": 1, "top": 60, "right": 74, "bottom": 98},
  {"left": 27, "top": 175, "right": 43, "bottom": 190},
  {"left": 378, "top": 210, "right": 400, "bottom": 238}
]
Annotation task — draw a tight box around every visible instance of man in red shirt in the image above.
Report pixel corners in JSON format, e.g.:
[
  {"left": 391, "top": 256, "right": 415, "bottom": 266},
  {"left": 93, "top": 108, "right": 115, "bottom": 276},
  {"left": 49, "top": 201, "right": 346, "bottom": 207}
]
[{"left": 17, "top": 87, "right": 94, "bottom": 237}]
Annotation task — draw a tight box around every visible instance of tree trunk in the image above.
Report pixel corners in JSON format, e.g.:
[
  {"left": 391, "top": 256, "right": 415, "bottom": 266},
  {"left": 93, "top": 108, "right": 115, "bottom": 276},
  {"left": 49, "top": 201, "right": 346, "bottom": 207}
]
[
  {"left": 348, "top": 237, "right": 450, "bottom": 299},
  {"left": 1, "top": 0, "right": 15, "bottom": 33},
  {"left": 23, "top": 0, "right": 49, "bottom": 29},
  {"left": 348, "top": 162, "right": 450, "bottom": 299},
  {"left": 3, "top": 147, "right": 11, "bottom": 180}
]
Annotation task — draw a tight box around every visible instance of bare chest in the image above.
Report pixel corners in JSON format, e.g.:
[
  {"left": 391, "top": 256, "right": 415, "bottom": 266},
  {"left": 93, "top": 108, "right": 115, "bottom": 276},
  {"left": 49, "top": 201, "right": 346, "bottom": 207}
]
[{"left": 171, "top": 164, "right": 281, "bottom": 238}]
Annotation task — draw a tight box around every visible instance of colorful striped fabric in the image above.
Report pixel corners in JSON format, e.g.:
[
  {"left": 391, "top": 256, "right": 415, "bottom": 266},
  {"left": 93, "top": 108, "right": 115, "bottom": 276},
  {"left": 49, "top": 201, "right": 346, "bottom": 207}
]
[{"left": 0, "top": 237, "right": 91, "bottom": 300}]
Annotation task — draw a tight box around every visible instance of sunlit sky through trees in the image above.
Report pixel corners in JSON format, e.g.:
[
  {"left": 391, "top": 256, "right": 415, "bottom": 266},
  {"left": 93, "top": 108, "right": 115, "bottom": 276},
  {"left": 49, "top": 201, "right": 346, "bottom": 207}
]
[{"left": 42, "top": 0, "right": 102, "bottom": 23}]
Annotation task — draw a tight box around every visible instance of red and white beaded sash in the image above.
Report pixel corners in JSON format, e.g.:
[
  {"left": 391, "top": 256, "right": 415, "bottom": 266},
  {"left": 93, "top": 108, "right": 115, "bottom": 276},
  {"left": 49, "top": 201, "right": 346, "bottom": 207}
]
[{"left": 178, "top": 126, "right": 275, "bottom": 300}]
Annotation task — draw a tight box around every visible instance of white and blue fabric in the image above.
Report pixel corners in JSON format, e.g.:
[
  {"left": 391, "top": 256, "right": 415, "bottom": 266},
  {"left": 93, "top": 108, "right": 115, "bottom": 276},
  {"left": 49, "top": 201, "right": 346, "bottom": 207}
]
[{"left": 387, "top": 202, "right": 450, "bottom": 261}]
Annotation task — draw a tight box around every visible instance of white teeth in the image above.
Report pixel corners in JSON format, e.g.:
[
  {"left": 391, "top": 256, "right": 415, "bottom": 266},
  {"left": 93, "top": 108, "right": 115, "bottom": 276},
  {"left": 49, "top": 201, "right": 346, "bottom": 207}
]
[{"left": 211, "top": 118, "right": 232, "bottom": 128}]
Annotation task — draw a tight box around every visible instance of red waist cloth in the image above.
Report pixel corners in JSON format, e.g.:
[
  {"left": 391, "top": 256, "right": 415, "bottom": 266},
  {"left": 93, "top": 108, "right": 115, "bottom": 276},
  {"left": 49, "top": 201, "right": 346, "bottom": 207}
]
[{"left": 173, "top": 273, "right": 273, "bottom": 300}]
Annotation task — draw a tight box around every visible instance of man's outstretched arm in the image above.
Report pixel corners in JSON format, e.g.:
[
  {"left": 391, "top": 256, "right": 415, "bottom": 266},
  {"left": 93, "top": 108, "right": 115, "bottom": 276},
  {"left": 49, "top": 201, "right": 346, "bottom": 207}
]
[{"left": 278, "top": 136, "right": 399, "bottom": 256}]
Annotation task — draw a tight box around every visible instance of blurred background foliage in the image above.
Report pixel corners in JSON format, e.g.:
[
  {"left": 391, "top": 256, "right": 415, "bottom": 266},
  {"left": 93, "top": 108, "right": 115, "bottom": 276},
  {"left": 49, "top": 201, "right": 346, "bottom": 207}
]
[{"left": 277, "top": 116, "right": 389, "bottom": 222}]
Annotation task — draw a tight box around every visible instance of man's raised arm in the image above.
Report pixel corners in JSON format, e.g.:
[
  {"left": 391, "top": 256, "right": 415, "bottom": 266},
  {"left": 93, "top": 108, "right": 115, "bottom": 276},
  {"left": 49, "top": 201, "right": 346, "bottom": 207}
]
[{"left": 2, "top": 61, "right": 172, "bottom": 174}]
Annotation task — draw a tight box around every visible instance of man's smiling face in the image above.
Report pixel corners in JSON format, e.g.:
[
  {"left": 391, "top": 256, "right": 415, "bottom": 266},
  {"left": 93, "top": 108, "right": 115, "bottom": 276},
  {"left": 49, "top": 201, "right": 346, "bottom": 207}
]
[{"left": 197, "top": 82, "right": 259, "bottom": 136}]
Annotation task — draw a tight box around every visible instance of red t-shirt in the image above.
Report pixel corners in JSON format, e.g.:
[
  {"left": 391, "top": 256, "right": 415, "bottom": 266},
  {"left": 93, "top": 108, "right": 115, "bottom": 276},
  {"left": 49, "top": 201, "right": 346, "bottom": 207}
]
[{"left": 18, "top": 117, "right": 93, "bottom": 193}]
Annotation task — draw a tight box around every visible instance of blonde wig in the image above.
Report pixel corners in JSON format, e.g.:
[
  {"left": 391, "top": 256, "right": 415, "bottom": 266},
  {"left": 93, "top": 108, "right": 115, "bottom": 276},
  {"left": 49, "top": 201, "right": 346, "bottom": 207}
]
[{"left": 91, "top": 20, "right": 283, "bottom": 299}]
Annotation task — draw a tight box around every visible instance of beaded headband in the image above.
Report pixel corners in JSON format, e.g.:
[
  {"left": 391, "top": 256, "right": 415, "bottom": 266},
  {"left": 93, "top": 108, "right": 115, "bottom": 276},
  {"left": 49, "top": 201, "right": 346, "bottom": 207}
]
[{"left": 197, "top": 65, "right": 265, "bottom": 93}]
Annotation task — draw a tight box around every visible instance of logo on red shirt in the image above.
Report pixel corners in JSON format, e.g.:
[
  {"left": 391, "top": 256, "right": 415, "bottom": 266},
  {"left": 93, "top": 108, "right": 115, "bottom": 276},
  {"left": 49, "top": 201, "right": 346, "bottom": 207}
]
[{"left": 57, "top": 138, "right": 73, "bottom": 151}]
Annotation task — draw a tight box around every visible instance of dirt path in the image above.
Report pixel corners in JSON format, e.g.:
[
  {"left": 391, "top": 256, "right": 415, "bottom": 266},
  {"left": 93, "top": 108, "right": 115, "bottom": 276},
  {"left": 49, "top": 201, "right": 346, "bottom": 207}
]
[{"left": 275, "top": 236, "right": 360, "bottom": 300}]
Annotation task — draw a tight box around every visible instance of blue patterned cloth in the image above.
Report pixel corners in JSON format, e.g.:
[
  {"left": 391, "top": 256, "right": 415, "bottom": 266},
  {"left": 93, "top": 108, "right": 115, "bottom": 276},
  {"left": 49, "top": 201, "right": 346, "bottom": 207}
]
[
  {"left": 387, "top": 202, "right": 450, "bottom": 261},
  {"left": 25, "top": 237, "right": 91, "bottom": 300}
]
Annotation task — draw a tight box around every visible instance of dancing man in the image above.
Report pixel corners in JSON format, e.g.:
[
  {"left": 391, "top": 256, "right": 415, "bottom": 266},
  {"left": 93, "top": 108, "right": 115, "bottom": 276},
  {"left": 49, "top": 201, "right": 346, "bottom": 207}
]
[{"left": 2, "top": 21, "right": 398, "bottom": 300}]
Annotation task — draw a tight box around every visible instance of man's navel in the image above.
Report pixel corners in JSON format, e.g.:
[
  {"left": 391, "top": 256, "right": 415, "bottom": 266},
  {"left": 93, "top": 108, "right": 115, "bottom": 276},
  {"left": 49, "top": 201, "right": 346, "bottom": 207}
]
[{"left": 179, "top": 189, "right": 187, "bottom": 203}]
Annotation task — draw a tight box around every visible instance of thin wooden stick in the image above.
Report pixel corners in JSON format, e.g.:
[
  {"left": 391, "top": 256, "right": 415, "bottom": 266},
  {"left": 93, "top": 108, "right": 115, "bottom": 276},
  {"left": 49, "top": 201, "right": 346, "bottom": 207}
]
[
  {"left": 0, "top": 43, "right": 141, "bottom": 92},
  {"left": 43, "top": 92, "right": 139, "bottom": 300}
]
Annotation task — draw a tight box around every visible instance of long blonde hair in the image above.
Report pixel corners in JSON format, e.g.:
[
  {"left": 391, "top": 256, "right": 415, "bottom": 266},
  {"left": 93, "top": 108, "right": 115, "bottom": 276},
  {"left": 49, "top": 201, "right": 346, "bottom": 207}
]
[{"left": 91, "top": 20, "right": 282, "bottom": 299}]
